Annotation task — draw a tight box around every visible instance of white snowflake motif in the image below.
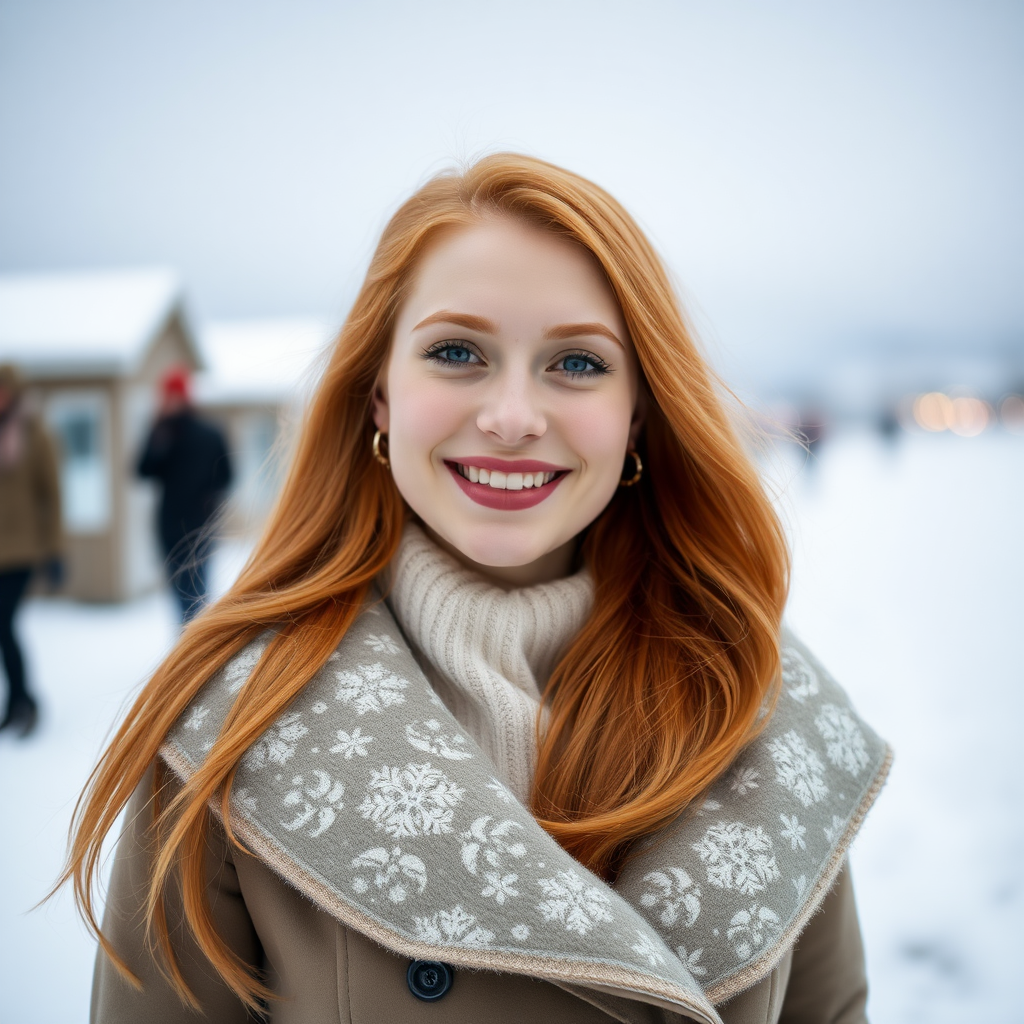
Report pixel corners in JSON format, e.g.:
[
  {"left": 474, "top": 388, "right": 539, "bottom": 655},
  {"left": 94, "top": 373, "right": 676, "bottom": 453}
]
[
  {"left": 537, "top": 870, "right": 614, "bottom": 936},
  {"left": 768, "top": 730, "right": 829, "bottom": 807},
  {"left": 695, "top": 798, "right": 723, "bottom": 816},
  {"left": 792, "top": 875, "right": 807, "bottom": 898},
  {"left": 676, "top": 945, "right": 707, "bottom": 978},
  {"left": 358, "top": 763, "right": 465, "bottom": 837},
  {"left": 331, "top": 727, "right": 374, "bottom": 759},
  {"left": 631, "top": 930, "right": 667, "bottom": 968},
  {"left": 692, "top": 822, "right": 781, "bottom": 895},
  {"left": 350, "top": 846, "right": 427, "bottom": 903},
  {"left": 730, "top": 766, "right": 760, "bottom": 796},
  {"left": 461, "top": 816, "right": 527, "bottom": 873},
  {"left": 639, "top": 867, "right": 701, "bottom": 928},
  {"left": 332, "top": 660, "right": 408, "bottom": 715},
  {"left": 510, "top": 924, "right": 531, "bottom": 942},
  {"left": 823, "top": 814, "right": 846, "bottom": 844},
  {"left": 222, "top": 641, "right": 268, "bottom": 694},
  {"left": 280, "top": 770, "right": 345, "bottom": 837},
  {"left": 413, "top": 906, "right": 494, "bottom": 948},
  {"left": 243, "top": 712, "right": 309, "bottom": 772},
  {"left": 779, "top": 814, "right": 807, "bottom": 851},
  {"left": 183, "top": 705, "right": 209, "bottom": 731},
  {"left": 311, "top": 701, "right": 328, "bottom": 715},
  {"left": 726, "top": 904, "right": 781, "bottom": 960},
  {"left": 231, "top": 785, "right": 258, "bottom": 814},
  {"left": 815, "top": 704, "right": 870, "bottom": 776},
  {"left": 781, "top": 647, "right": 820, "bottom": 703},
  {"left": 363, "top": 633, "right": 401, "bottom": 655},
  {"left": 480, "top": 872, "right": 520, "bottom": 905},
  {"left": 405, "top": 719, "right": 473, "bottom": 760},
  {"left": 487, "top": 778, "right": 514, "bottom": 805}
]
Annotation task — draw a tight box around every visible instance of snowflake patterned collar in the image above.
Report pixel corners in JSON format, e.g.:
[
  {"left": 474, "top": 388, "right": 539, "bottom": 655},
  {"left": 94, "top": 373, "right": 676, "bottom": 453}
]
[{"left": 163, "top": 603, "right": 890, "bottom": 1023}]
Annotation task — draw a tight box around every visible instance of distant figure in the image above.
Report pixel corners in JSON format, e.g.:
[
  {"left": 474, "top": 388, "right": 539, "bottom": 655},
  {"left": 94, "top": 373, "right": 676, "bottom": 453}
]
[
  {"left": 0, "top": 364, "right": 63, "bottom": 737},
  {"left": 877, "top": 406, "right": 901, "bottom": 445},
  {"left": 798, "top": 406, "right": 827, "bottom": 468},
  {"left": 137, "top": 367, "right": 232, "bottom": 622}
]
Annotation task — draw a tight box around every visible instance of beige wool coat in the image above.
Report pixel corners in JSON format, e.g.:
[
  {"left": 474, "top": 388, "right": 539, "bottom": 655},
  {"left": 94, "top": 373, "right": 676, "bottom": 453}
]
[
  {"left": 94, "top": 770, "right": 868, "bottom": 1024},
  {"left": 0, "top": 409, "right": 62, "bottom": 572},
  {"left": 92, "top": 609, "right": 889, "bottom": 1024}
]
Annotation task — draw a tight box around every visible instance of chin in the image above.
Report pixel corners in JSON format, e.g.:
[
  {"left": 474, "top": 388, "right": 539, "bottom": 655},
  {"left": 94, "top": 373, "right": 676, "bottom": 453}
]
[{"left": 449, "top": 523, "right": 556, "bottom": 571}]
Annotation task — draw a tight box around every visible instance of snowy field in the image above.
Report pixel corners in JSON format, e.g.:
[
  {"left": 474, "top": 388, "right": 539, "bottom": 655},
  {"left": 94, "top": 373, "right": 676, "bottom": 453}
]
[{"left": 1, "top": 428, "right": 1021, "bottom": 1023}]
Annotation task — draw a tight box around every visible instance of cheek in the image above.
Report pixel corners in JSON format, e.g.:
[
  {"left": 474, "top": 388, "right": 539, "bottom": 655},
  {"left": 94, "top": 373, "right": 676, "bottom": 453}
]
[
  {"left": 563, "top": 397, "right": 634, "bottom": 479},
  {"left": 387, "top": 376, "right": 466, "bottom": 463}
]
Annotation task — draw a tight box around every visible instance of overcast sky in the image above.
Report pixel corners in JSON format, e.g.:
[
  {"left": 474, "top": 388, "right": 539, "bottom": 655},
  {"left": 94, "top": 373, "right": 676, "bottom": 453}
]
[{"left": 1, "top": 0, "right": 1021, "bottom": 388}]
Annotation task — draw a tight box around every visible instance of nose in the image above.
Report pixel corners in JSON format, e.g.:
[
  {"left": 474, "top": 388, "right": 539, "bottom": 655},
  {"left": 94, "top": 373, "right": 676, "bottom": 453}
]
[{"left": 475, "top": 372, "right": 547, "bottom": 443}]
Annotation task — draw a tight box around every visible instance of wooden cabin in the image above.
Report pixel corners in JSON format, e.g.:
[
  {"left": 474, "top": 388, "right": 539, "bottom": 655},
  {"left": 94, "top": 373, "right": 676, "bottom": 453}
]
[
  {"left": 0, "top": 269, "right": 203, "bottom": 600},
  {"left": 0, "top": 269, "right": 332, "bottom": 601}
]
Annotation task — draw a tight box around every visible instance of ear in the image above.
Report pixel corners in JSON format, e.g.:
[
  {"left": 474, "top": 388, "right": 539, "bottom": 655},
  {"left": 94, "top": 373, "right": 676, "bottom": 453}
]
[
  {"left": 371, "top": 378, "right": 390, "bottom": 433},
  {"left": 628, "top": 386, "right": 648, "bottom": 449}
]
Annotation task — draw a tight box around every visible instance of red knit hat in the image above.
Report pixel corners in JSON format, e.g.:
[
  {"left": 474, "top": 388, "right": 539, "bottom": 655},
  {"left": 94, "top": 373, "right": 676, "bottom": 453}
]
[{"left": 160, "top": 366, "right": 191, "bottom": 400}]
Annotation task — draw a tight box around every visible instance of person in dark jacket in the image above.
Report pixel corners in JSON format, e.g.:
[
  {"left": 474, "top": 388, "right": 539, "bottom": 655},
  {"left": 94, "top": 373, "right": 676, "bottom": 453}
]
[
  {"left": 0, "top": 363, "right": 63, "bottom": 737},
  {"left": 137, "top": 367, "right": 232, "bottom": 622}
]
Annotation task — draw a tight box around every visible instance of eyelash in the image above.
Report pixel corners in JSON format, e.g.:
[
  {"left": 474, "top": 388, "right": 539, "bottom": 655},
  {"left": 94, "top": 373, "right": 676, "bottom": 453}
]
[
  {"left": 423, "top": 342, "right": 611, "bottom": 379},
  {"left": 558, "top": 350, "right": 611, "bottom": 379}
]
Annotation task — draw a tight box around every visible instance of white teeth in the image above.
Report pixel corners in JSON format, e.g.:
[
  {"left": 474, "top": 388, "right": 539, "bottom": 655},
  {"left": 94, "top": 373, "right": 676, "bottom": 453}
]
[{"left": 456, "top": 464, "right": 558, "bottom": 489}]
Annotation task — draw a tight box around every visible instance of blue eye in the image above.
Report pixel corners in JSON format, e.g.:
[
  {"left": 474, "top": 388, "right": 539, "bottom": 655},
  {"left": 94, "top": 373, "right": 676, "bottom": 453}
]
[
  {"left": 562, "top": 356, "right": 592, "bottom": 373},
  {"left": 426, "top": 343, "right": 479, "bottom": 365},
  {"left": 556, "top": 352, "right": 609, "bottom": 377}
]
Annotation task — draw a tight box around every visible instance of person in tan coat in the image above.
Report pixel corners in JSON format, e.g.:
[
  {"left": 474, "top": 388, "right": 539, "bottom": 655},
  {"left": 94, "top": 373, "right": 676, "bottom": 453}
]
[
  {"left": 61, "top": 155, "right": 889, "bottom": 1023},
  {"left": 0, "top": 363, "right": 62, "bottom": 737}
]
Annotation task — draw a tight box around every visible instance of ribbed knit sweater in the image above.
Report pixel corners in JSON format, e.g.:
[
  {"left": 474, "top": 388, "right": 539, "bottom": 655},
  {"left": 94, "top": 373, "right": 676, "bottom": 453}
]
[{"left": 385, "top": 522, "right": 594, "bottom": 802}]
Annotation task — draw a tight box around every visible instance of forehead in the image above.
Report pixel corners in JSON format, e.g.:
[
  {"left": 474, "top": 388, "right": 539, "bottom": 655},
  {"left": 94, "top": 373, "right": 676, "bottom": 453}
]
[{"left": 397, "top": 217, "right": 626, "bottom": 334}]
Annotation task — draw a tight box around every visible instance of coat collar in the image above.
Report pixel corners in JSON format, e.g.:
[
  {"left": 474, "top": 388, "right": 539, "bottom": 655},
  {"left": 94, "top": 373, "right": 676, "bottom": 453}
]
[{"left": 163, "top": 600, "right": 890, "bottom": 1023}]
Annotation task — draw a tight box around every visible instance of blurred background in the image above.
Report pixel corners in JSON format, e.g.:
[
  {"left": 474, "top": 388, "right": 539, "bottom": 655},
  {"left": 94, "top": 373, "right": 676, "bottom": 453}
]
[{"left": 0, "top": 1, "right": 1021, "bottom": 1021}]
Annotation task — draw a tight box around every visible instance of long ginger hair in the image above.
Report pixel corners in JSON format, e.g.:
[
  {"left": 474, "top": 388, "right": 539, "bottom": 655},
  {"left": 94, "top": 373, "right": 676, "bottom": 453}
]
[{"left": 58, "top": 153, "right": 789, "bottom": 1010}]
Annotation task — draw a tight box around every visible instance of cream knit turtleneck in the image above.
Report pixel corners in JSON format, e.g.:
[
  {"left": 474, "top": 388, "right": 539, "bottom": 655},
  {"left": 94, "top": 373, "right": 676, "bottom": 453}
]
[{"left": 385, "top": 522, "right": 594, "bottom": 803}]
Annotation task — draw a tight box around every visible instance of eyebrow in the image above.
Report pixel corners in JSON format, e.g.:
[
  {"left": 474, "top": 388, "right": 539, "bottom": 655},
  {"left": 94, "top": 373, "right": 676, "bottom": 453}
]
[
  {"left": 413, "top": 310, "right": 497, "bottom": 333},
  {"left": 413, "top": 310, "right": 625, "bottom": 349},
  {"left": 544, "top": 321, "right": 625, "bottom": 349}
]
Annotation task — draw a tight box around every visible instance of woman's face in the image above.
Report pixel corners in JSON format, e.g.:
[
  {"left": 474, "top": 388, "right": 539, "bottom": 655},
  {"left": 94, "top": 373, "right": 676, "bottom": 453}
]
[{"left": 373, "top": 216, "right": 643, "bottom": 586}]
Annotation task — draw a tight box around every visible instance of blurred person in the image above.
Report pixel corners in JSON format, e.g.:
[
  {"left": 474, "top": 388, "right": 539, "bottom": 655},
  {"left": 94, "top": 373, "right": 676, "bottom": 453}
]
[
  {"left": 0, "top": 363, "right": 63, "bottom": 737},
  {"left": 137, "top": 367, "right": 232, "bottom": 623},
  {"left": 62, "top": 156, "right": 890, "bottom": 1023},
  {"left": 797, "top": 405, "right": 827, "bottom": 466}
]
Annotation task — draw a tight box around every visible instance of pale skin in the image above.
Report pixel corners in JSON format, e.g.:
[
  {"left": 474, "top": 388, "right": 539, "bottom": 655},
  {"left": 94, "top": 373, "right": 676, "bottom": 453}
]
[{"left": 372, "top": 216, "right": 645, "bottom": 588}]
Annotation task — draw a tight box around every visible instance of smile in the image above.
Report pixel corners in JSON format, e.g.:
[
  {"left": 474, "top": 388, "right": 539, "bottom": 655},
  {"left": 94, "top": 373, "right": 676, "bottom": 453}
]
[
  {"left": 444, "top": 460, "right": 569, "bottom": 511},
  {"left": 451, "top": 463, "right": 559, "bottom": 490}
]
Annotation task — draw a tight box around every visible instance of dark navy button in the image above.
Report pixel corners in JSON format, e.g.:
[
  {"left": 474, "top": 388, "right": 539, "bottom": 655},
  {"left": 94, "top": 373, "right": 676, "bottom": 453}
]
[{"left": 407, "top": 959, "right": 454, "bottom": 1001}]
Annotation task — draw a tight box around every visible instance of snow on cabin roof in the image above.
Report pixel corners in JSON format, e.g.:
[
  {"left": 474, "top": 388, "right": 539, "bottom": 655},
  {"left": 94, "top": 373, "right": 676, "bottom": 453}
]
[
  {"left": 0, "top": 268, "right": 187, "bottom": 377},
  {"left": 194, "top": 318, "right": 335, "bottom": 406}
]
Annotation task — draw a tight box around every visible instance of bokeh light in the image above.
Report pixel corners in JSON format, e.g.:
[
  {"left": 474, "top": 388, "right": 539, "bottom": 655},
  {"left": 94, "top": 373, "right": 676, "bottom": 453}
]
[
  {"left": 913, "top": 392, "right": 955, "bottom": 431},
  {"left": 911, "top": 392, "right": 994, "bottom": 436},
  {"left": 999, "top": 395, "right": 1024, "bottom": 435}
]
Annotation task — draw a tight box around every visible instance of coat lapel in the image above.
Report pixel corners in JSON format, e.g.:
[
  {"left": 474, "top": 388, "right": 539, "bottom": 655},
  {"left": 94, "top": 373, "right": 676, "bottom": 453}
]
[{"left": 163, "top": 601, "right": 889, "bottom": 1021}]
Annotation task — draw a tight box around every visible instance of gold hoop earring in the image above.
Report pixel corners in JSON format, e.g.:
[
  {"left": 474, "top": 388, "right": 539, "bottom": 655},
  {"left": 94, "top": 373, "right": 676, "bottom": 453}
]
[
  {"left": 372, "top": 429, "right": 390, "bottom": 469},
  {"left": 619, "top": 449, "right": 643, "bottom": 487}
]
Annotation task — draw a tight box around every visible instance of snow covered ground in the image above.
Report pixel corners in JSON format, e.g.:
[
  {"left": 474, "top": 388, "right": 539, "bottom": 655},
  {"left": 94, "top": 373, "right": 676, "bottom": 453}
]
[{"left": 1, "top": 429, "right": 1021, "bottom": 1023}]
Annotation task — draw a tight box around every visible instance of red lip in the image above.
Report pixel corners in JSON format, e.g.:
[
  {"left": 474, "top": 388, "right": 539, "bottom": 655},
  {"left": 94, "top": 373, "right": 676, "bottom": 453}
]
[
  {"left": 445, "top": 463, "right": 567, "bottom": 510},
  {"left": 446, "top": 456, "right": 570, "bottom": 473}
]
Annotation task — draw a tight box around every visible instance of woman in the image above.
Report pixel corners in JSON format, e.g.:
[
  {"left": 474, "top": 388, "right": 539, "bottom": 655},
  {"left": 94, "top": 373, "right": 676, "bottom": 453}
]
[
  {"left": 64, "top": 155, "right": 890, "bottom": 1023},
  {"left": 0, "top": 363, "right": 63, "bottom": 737}
]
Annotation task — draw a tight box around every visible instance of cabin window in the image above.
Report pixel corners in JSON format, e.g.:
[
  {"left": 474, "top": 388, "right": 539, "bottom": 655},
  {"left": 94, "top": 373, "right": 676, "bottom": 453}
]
[{"left": 46, "top": 390, "right": 111, "bottom": 532}]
